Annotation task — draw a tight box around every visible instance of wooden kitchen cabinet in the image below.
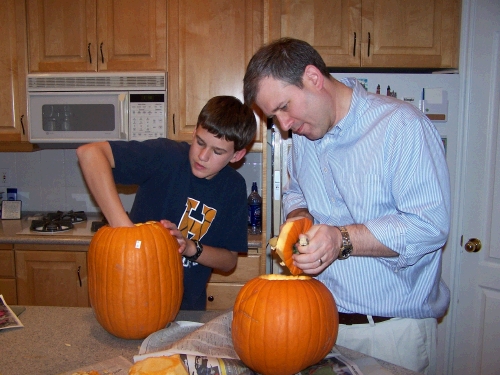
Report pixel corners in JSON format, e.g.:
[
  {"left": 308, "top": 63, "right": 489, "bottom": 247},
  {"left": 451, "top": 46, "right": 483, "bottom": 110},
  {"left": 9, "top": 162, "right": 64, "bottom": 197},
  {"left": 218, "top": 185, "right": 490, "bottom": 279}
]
[
  {"left": 0, "top": 245, "right": 17, "bottom": 305},
  {"left": 15, "top": 244, "right": 89, "bottom": 307},
  {"left": 0, "top": 0, "right": 35, "bottom": 150},
  {"left": 268, "top": 0, "right": 460, "bottom": 69},
  {"left": 26, "top": 0, "right": 167, "bottom": 72},
  {"left": 206, "top": 251, "right": 264, "bottom": 310},
  {"left": 167, "top": 0, "right": 265, "bottom": 150}
]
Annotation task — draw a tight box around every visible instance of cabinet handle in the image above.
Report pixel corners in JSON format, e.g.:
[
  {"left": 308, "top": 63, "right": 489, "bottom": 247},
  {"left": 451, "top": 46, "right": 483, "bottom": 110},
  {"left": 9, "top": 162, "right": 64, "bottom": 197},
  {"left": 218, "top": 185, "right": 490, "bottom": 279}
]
[
  {"left": 77, "top": 266, "right": 82, "bottom": 287},
  {"left": 173, "top": 114, "right": 176, "bottom": 134},
  {"left": 88, "top": 43, "right": 92, "bottom": 63},
  {"left": 100, "top": 42, "right": 104, "bottom": 64},
  {"left": 208, "top": 295, "right": 214, "bottom": 302},
  {"left": 353, "top": 32, "right": 356, "bottom": 56},
  {"left": 20, "top": 114, "right": 25, "bottom": 135},
  {"left": 367, "top": 32, "right": 371, "bottom": 57}
]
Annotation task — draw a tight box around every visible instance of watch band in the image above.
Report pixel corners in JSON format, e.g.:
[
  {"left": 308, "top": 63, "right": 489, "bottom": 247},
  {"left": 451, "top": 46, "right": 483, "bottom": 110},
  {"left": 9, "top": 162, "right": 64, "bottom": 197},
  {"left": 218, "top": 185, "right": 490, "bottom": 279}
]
[
  {"left": 184, "top": 239, "right": 203, "bottom": 262},
  {"left": 337, "top": 226, "right": 353, "bottom": 260}
]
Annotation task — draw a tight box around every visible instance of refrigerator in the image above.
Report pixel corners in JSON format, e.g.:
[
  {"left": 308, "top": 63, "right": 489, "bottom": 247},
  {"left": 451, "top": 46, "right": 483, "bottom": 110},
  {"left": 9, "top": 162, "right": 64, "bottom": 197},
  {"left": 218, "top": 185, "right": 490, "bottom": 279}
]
[{"left": 266, "top": 72, "right": 460, "bottom": 275}]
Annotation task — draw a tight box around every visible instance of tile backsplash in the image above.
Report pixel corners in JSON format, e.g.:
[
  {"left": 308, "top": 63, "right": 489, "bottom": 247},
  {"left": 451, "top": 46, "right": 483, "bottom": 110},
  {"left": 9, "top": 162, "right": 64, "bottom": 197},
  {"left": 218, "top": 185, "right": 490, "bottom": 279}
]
[{"left": 0, "top": 149, "right": 262, "bottom": 213}]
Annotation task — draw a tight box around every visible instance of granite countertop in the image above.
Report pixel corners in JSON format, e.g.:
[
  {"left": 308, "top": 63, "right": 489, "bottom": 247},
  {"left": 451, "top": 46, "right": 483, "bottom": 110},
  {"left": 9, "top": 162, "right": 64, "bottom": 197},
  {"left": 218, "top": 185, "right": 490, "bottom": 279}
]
[
  {"left": 0, "top": 214, "right": 263, "bottom": 248},
  {"left": 0, "top": 306, "right": 420, "bottom": 375}
]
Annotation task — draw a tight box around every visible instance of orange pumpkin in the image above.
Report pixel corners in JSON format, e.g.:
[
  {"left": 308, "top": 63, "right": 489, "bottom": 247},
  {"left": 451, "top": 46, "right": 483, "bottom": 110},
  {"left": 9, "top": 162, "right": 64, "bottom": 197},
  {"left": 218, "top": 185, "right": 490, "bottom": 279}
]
[
  {"left": 88, "top": 221, "right": 183, "bottom": 339},
  {"left": 270, "top": 217, "right": 313, "bottom": 275},
  {"left": 232, "top": 274, "right": 338, "bottom": 375}
]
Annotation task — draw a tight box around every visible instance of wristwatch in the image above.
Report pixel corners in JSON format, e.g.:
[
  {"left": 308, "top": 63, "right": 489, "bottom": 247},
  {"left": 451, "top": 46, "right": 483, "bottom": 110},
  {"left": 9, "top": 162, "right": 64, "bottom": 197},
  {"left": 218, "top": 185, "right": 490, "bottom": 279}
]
[
  {"left": 336, "top": 226, "right": 353, "bottom": 260},
  {"left": 184, "top": 239, "right": 204, "bottom": 262}
]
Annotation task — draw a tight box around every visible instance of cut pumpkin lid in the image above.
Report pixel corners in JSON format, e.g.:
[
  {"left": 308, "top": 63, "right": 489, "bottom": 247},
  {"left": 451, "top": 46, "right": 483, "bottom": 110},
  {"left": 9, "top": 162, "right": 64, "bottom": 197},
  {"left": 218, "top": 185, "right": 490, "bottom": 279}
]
[{"left": 269, "top": 217, "right": 313, "bottom": 275}]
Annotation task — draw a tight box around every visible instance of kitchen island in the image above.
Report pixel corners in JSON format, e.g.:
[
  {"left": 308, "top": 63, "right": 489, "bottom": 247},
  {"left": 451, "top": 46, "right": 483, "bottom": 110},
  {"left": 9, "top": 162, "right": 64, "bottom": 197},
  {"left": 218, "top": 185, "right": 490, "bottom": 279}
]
[{"left": 0, "top": 306, "right": 420, "bottom": 375}]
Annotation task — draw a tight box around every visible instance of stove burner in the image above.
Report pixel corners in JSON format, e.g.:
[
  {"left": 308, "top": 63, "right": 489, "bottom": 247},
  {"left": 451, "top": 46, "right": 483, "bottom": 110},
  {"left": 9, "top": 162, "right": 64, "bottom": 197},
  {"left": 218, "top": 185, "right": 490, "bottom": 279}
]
[
  {"left": 31, "top": 219, "right": 74, "bottom": 232},
  {"left": 29, "top": 210, "right": 87, "bottom": 233},
  {"left": 46, "top": 210, "right": 87, "bottom": 223}
]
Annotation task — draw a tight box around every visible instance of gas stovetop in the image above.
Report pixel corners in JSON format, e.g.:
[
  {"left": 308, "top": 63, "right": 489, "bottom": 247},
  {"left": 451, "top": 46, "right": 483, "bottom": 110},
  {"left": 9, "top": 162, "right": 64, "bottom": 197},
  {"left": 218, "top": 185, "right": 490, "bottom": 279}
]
[{"left": 16, "top": 211, "right": 107, "bottom": 236}]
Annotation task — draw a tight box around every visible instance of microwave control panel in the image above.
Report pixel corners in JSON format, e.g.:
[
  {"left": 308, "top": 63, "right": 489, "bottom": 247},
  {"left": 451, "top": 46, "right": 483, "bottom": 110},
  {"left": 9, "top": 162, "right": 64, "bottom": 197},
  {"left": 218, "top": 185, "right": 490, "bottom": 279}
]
[{"left": 129, "top": 93, "right": 166, "bottom": 140}]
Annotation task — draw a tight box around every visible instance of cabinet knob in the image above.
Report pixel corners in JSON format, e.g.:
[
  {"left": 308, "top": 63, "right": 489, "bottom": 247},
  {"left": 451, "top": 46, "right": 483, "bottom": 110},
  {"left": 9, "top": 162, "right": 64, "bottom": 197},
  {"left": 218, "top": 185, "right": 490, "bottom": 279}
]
[{"left": 207, "top": 295, "right": 214, "bottom": 302}]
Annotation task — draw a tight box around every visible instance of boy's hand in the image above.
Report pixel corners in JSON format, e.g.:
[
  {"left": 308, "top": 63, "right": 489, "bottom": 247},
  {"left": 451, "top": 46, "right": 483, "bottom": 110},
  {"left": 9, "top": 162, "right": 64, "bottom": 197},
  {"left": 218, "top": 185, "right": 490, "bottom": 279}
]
[{"left": 159, "top": 219, "right": 187, "bottom": 254}]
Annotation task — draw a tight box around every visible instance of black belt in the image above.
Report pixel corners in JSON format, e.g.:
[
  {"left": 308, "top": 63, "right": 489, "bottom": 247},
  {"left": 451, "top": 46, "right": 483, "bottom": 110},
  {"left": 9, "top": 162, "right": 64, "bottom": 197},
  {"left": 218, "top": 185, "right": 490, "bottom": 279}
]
[{"left": 339, "top": 313, "right": 392, "bottom": 325}]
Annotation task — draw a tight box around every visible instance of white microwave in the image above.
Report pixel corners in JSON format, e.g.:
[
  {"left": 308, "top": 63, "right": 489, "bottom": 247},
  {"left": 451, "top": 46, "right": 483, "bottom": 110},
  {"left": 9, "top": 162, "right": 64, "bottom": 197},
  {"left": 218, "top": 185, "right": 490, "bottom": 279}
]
[{"left": 27, "top": 72, "right": 167, "bottom": 143}]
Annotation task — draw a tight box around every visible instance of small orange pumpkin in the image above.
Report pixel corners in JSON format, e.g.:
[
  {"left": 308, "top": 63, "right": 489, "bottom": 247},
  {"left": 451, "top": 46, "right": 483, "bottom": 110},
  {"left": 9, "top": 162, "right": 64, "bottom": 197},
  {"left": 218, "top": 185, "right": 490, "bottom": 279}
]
[
  {"left": 88, "top": 221, "right": 183, "bottom": 339},
  {"left": 232, "top": 274, "right": 338, "bottom": 375},
  {"left": 270, "top": 217, "right": 313, "bottom": 275}
]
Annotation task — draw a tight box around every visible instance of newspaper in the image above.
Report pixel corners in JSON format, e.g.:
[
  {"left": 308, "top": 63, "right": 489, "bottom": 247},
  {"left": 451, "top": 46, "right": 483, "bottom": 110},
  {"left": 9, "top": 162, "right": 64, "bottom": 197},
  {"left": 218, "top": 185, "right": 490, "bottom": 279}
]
[
  {"left": 133, "top": 310, "right": 368, "bottom": 375},
  {"left": 0, "top": 294, "right": 24, "bottom": 330}
]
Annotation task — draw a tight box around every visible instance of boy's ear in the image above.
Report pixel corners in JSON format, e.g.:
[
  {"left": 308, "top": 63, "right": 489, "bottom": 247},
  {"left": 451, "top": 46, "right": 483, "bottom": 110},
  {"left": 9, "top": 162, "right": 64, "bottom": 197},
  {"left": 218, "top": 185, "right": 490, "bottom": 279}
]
[{"left": 230, "top": 148, "right": 247, "bottom": 163}]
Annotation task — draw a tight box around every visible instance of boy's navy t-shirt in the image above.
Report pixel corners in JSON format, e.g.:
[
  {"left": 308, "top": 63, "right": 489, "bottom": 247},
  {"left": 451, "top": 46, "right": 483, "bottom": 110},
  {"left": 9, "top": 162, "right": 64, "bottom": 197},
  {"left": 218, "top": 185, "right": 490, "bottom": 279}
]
[{"left": 109, "top": 138, "right": 248, "bottom": 310}]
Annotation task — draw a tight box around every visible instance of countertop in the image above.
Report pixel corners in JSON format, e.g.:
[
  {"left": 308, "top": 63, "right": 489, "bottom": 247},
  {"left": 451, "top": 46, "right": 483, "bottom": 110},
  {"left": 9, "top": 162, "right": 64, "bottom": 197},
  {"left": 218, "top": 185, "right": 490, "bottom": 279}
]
[
  {"left": 0, "top": 306, "right": 420, "bottom": 375},
  {"left": 0, "top": 214, "right": 263, "bottom": 248}
]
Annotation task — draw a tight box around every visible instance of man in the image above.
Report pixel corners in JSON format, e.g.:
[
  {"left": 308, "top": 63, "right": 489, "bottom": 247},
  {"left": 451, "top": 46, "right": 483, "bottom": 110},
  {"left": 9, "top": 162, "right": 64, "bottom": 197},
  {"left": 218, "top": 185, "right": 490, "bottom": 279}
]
[
  {"left": 77, "top": 96, "right": 256, "bottom": 310},
  {"left": 244, "top": 38, "right": 450, "bottom": 374}
]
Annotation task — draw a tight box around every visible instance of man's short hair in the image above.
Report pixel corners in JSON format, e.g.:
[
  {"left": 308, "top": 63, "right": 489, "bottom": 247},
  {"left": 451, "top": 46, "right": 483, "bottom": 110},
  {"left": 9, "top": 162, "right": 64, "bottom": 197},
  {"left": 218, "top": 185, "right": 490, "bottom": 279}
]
[{"left": 243, "top": 38, "right": 330, "bottom": 106}]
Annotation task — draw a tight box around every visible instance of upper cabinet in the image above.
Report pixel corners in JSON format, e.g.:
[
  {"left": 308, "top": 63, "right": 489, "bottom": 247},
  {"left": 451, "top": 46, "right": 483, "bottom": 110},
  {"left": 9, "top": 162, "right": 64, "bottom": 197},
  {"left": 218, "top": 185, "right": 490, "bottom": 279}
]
[
  {"left": 167, "top": 0, "right": 265, "bottom": 149},
  {"left": 268, "top": 0, "right": 460, "bottom": 69},
  {"left": 26, "top": 0, "right": 167, "bottom": 72},
  {"left": 0, "top": 0, "right": 32, "bottom": 148}
]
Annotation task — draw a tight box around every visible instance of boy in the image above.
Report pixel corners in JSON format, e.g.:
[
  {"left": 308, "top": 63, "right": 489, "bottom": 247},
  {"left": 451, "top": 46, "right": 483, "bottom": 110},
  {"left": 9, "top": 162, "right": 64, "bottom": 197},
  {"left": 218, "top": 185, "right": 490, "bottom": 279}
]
[{"left": 77, "top": 96, "right": 257, "bottom": 310}]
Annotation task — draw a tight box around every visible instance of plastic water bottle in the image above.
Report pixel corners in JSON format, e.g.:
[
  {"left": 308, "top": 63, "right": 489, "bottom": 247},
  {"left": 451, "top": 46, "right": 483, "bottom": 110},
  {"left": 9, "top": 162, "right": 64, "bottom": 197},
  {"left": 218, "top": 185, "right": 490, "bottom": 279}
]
[{"left": 248, "top": 182, "right": 262, "bottom": 234}]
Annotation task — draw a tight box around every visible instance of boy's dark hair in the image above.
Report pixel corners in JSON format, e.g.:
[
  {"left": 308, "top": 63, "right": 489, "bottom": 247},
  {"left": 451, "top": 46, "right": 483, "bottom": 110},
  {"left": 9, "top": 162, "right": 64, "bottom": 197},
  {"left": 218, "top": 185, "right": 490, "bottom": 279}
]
[
  {"left": 197, "top": 96, "right": 257, "bottom": 151},
  {"left": 243, "top": 37, "right": 330, "bottom": 106}
]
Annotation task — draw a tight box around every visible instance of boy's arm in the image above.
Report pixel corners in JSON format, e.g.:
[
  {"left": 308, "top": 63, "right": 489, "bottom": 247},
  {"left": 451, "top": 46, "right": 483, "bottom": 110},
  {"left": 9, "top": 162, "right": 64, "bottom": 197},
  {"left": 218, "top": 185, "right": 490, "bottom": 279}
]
[{"left": 76, "top": 142, "right": 134, "bottom": 228}]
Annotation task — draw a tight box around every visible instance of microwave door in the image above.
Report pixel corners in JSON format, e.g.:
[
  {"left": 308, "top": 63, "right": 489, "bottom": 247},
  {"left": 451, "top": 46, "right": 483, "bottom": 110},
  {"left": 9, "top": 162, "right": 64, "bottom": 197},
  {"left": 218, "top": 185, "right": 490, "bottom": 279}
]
[{"left": 28, "top": 92, "right": 128, "bottom": 143}]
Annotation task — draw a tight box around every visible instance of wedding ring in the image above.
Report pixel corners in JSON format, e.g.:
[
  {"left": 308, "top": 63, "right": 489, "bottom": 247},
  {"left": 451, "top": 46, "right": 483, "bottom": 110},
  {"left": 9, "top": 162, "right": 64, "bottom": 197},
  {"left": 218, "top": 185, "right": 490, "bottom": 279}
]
[{"left": 318, "top": 258, "right": 323, "bottom": 266}]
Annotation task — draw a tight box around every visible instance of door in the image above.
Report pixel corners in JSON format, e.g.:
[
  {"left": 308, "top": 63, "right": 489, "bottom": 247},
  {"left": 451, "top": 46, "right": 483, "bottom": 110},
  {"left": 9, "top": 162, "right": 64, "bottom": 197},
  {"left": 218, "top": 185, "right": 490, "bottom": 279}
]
[
  {"left": 168, "top": 0, "right": 265, "bottom": 146},
  {"left": 96, "top": 0, "right": 166, "bottom": 71},
  {"left": 15, "top": 250, "right": 89, "bottom": 307},
  {"left": 0, "top": 0, "right": 28, "bottom": 142},
  {"left": 267, "top": 0, "right": 361, "bottom": 67},
  {"left": 361, "top": 0, "right": 460, "bottom": 68},
  {"left": 26, "top": 0, "right": 166, "bottom": 72},
  {"left": 27, "top": 0, "right": 97, "bottom": 72},
  {"left": 449, "top": 0, "right": 500, "bottom": 373}
]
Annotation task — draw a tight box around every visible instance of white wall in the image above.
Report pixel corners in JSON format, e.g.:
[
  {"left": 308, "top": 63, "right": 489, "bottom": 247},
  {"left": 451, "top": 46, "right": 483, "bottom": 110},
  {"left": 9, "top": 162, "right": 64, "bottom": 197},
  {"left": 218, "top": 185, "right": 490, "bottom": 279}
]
[{"left": 0, "top": 147, "right": 262, "bottom": 213}]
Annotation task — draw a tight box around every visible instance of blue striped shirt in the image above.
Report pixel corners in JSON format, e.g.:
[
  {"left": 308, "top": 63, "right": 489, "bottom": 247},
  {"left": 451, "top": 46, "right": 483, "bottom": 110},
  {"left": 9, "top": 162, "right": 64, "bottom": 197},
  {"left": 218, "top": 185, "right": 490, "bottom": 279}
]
[{"left": 283, "top": 78, "right": 450, "bottom": 318}]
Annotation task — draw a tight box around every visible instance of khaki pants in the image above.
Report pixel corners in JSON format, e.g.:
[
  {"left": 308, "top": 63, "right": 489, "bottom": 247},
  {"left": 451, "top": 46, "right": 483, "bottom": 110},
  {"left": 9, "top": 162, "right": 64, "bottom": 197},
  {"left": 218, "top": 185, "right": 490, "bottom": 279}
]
[{"left": 335, "top": 317, "right": 437, "bottom": 374}]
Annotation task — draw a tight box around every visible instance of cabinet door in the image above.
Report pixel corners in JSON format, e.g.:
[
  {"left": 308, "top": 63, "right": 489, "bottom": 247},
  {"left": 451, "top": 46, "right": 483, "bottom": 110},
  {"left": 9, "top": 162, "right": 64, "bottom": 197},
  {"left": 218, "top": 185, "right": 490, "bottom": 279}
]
[
  {"left": 268, "top": 0, "right": 361, "bottom": 67},
  {"left": 168, "top": 0, "right": 265, "bottom": 149},
  {"left": 0, "top": 0, "right": 29, "bottom": 142},
  {"left": 96, "top": 0, "right": 166, "bottom": 71},
  {"left": 361, "top": 0, "right": 460, "bottom": 68},
  {"left": 0, "top": 247, "right": 17, "bottom": 305},
  {"left": 15, "top": 250, "right": 89, "bottom": 307},
  {"left": 27, "top": 0, "right": 97, "bottom": 72}
]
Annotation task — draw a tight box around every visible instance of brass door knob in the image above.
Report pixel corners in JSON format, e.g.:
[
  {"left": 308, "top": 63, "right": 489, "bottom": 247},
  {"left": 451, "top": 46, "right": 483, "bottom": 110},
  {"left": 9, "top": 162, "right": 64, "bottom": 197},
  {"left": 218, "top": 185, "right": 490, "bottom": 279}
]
[{"left": 464, "top": 238, "right": 482, "bottom": 252}]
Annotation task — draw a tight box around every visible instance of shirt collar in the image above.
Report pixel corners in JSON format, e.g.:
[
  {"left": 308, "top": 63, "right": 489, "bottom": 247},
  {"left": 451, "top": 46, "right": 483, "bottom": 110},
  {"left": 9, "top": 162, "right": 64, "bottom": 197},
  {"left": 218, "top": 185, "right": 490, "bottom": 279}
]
[{"left": 325, "top": 77, "right": 368, "bottom": 137}]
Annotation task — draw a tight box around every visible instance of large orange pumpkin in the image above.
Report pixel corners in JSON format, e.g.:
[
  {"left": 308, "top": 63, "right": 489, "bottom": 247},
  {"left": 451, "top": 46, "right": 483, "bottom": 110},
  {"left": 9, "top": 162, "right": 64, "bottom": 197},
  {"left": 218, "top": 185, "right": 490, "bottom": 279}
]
[
  {"left": 232, "top": 274, "right": 338, "bottom": 375},
  {"left": 88, "top": 221, "right": 183, "bottom": 339},
  {"left": 270, "top": 217, "right": 313, "bottom": 275}
]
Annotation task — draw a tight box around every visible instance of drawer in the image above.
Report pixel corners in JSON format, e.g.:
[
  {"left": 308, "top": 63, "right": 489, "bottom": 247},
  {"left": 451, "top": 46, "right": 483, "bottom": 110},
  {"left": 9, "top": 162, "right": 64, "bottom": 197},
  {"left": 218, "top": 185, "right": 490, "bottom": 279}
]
[
  {"left": 209, "top": 253, "right": 261, "bottom": 283},
  {"left": 0, "top": 279, "right": 17, "bottom": 305},
  {"left": 206, "top": 283, "right": 243, "bottom": 310},
  {"left": 0, "top": 250, "right": 15, "bottom": 278}
]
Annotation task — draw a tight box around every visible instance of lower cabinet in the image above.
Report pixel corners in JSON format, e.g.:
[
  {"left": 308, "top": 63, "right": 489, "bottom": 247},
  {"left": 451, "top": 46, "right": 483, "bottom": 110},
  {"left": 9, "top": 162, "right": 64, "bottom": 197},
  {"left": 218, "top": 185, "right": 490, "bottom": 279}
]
[
  {"left": 4, "top": 243, "right": 263, "bottom": 310},
  {"left": 15, "top": 244, "right": 89, "bottom": 307},
  {"left": 0, "top": 244, "right": 17, "bottom": 305},
  {"left": 206, "top": 251, "right": 262, "bottom": 310}
]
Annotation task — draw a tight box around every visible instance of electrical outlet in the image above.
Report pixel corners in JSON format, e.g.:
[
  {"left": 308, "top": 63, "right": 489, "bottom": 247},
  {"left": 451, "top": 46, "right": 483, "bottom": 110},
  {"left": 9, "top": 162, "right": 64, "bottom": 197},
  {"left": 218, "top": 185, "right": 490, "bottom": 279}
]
[{"left": 0, "top": 168, "right": 10, "bottom": 186}]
